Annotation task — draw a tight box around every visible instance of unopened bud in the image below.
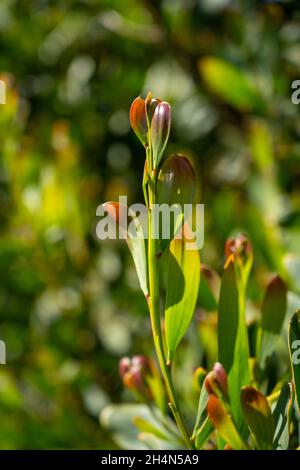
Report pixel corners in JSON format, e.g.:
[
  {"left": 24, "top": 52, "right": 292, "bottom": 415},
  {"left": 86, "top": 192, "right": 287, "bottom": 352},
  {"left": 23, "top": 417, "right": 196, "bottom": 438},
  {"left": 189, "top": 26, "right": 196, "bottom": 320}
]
[
  {"left": 204, "top": 362, "right": 228, "bottom": 398},
  {"left": 157, "top": 154, "right": 196, "bottom": 208},
  {"left": 119, "top": 357, "right": 131, "bottom": 378},
  {"left": 213, "top": 362, "right": 228, "bottom": 396},
  {"left": 130, "top": 96, "right": 148, "bottom": 147},
  {"left": 147, "top": 97, "right": 161, "bottom": 122},
  {"left": 225, "top": 233, "right": 252, "bottom": 264},
  {"left": 119, "top": 355, "right": 152, "bottom": 399},
  {"left": 151, "top": 101, "right": 171, "bottom": 169}
]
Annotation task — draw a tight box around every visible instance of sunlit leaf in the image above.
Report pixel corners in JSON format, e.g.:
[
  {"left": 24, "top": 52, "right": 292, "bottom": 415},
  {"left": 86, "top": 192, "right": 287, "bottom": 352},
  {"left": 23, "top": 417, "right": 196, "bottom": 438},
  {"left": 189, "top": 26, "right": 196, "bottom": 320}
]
[
  {"left": 199, "top": 57, "right": 264, "bottom": 112},
  {"left": 165, "top": 235, "right": 200, "bottom": 363}
]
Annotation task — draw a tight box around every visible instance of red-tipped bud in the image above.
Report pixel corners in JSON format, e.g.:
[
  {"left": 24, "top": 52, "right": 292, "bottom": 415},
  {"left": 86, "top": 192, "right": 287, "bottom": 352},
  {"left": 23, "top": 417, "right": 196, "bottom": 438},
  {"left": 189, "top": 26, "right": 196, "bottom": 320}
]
[
  {"left": 119, "top": 355, "right": 152, "bottom": 399},
  {"left": 224, "top": 233, "right": 253, "bottom": 285},
  {"left": 130, "top": 96, "right": 148, "bottom": 146},
  {"left": 147, "top": 97, "right": 161, "bottom": 122},
  {"left": 225, "top": 233, "right": 252, "bottom": 264},
  {"left": 213, "top": 362, "right": 228, "bottom": 396},
  {"left": 207, "top": 395, "right": 246, "bottom": 450},
  {"left": 131, "top": 355, "right": 149, "bottom": 370},
  {"left": 119, "top": 357, "right": 131, "bottom": 378},
  {"left": 157, "top": 154, "right": 196, "bottom": 207},
  {"left": 151, "top": 101, "right": 171, "bottom": 169},
  {"left": 204, "top": 362, "right": 228, "bottom": 399}
]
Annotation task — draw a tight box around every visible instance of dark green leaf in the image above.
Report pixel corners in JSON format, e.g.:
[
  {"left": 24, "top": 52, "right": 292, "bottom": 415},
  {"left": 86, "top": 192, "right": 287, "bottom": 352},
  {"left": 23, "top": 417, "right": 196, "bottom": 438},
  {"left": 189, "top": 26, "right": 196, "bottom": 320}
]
[
  {"left": 272, "top": 382, "right": 294, "bottom": 450},
  {"left": 289, "top": 310, "right": 300, "bottom": 413},
  {"left": 258, "top": 275, "right": 287, "bottom": 366},
  {"left": 218, "top": 260, "right": 249, "bottom": 436},
  {"left": 241, "top": 386, "right": 274, "bottom": 450}
]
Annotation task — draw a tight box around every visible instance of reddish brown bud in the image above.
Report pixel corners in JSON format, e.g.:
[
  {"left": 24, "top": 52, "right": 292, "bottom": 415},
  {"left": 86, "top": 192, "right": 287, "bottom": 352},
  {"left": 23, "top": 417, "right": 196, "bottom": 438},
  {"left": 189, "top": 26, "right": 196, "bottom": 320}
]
[
  {"left": 204, "top": 362, "right": 228, "bottom": 398},
  {"left": 119, "top": 355, "right": 152, "bottom": 399},
  {"left": 157, "top": 154, "right": 196, "bottom": 207},
  {"left": 119, "top": 357, "right": 131, "bottom": 378},
  {"left": 130, "top": 96, "right": 148, "bottom": 146},
  {"left": 225, "top": 233, "right": 252, "bottom": 263},
  {"left": 147, "top": 97, "right": 161, "bottom": 122},
  {"left": 213, "top": 362, "right": 228, "bottom": 396}
]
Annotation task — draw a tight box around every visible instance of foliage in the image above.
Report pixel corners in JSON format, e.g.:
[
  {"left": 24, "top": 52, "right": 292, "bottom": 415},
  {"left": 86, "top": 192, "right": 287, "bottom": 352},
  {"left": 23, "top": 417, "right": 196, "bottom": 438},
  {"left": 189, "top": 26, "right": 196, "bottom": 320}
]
[{"left": 1, "top": 0, "right": 300, "bottom": 449}]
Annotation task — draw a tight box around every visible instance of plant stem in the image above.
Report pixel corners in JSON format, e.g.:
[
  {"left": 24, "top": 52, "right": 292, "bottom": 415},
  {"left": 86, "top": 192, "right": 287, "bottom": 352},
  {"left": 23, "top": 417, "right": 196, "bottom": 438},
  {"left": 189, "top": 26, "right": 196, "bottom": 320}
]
[{"left": 146, "top": 160, "right": 192, "bottom": 449}]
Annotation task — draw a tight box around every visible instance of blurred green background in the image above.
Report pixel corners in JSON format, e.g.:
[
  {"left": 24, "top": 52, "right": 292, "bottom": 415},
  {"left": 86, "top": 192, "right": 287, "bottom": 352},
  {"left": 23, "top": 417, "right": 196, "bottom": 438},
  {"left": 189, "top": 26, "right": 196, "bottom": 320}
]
[{"left": 0, "top": 0, "right": 300, "bottom": 449}]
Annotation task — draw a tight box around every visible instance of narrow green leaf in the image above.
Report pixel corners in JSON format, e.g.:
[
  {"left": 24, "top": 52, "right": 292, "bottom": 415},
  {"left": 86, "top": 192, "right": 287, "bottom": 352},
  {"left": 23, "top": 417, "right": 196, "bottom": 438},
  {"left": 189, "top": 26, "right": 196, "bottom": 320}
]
[
  {"left": 195, "top": 417, "right": 214, "bottom": 450},
  {"left": 192, "top": 384, "right": 208, "bottom": 439},
  {"left": 198, "top": 265, "right": 220, "bottom": 311},
  {"left": 272, "top": 382, "right": 294, "bottom": 450},
  {"left": 199, "top": 56, "right": 264, "bottom": 112},
  {"left": 289, "top": 310, "right": 300, "bottom": 412},
  {"left": 258, "top": 275, "right": 287, "bottom": 366},
  {"left": 241, "top": 386, "right": 274, "bottom": 450},
  {"left": 165, "top": 237, "right": 200, "bottom": 363},
  {"left": 126, "top": 215, "right": 148, "bottom": 297},
  {"left": 218, "top": 259, "right": 249, "bottom": 436}
]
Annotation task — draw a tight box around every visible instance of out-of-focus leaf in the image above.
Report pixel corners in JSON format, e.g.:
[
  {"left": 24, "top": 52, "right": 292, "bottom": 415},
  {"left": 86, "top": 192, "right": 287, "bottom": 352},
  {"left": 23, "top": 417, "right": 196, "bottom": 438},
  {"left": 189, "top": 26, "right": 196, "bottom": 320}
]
[
  {"left": 218, "top": 259, "right": 249, "bottom": 436},
  {"left": 146, "top": 373, "right": 166, "bottom": 415},
  {"left": 198, "top": 265, "right": 220, "bottom": 311},
  {"left": 133, "top": 416, "right": 169, "bottom": 441},
  {"left": 100, "top": 404, "right": 179, "bottom": 450},
  {"left": 207, "top": 395, "right": 247, "bottom": 450},
  {"left": 100, "top": 404, "right": 150, "bottom": 450},
  {"left": 241, "top": 386, "right": 274, "bottom": 450},
  {"left": 165, "top": 236, "right": 200, "bottom": 363},
  {"left": 249, "top": 119, "right": 274, "bottom": 171},
  {"left": 272, "top": 382, "right": 294, "bottom": 450},
  {"left": 289, "top": 310, "right": 300, "bottom": 412},
  {"left": 199, "top": 57, "right": 264, "bottom": 112},
  {"left": 258, "top": 275, "right": 287, "bottom": 366},
  {"left": 138, "top": 432, "right": 183, "bottom": 450}
]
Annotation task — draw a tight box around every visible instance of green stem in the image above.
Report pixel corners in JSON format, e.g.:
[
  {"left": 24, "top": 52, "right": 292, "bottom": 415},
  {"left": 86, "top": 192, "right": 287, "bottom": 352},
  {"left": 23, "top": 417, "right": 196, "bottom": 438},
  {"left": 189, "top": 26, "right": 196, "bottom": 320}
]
[{"left": 146, "top": 152, "right": 192, "bottom": 449}]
